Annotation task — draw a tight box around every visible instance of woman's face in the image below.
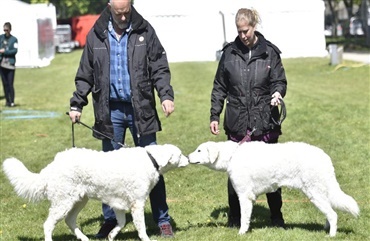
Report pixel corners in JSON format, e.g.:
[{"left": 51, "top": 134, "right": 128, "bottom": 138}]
[{"left": 236, "top": 20, "right": 256, "bottom": 48}]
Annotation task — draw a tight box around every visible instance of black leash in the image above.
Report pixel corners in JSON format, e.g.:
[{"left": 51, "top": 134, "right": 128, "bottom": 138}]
[
  {"left": 65, "top": 112, "right": 125, "bottom": 147},
  {"left": 271, "top": 98, "right": 286, "bottom": 126},
  {"left": 65, "top": 113, "right": 159, "bottom": 170}
]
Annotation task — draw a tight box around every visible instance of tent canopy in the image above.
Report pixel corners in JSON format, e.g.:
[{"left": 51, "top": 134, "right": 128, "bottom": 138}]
[{"left": 0, "top": 0, "right": 56, "bottom": 68}]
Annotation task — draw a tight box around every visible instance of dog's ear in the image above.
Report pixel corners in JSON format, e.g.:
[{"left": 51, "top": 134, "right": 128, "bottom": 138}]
[{"left": 207, "top": 142, "right": 220, "bottom": 163}]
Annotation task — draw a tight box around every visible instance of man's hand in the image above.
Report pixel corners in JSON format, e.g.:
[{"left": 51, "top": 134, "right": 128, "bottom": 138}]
[
  {"left": 162, "top": 99, "right": 174, "bottom": 117},
  {"left": 210, "top": 121, "right": 220, "bottom": 135},
  {"left": 69, "top": 111, "right": 81, "bottom": 123}
]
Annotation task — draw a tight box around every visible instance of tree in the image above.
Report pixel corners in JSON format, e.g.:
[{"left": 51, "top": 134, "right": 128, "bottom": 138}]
[
  {"left": 20, "top": 0, "right": 107, "bottom": 19},
  {"left": 324, "top": 0, "right": 364, "bottom": 36}
]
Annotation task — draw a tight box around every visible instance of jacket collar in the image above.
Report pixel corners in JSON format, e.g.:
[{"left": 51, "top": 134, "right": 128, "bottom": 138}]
[{"left": 232, "top": 31, "right": 268, "bottom": 59}]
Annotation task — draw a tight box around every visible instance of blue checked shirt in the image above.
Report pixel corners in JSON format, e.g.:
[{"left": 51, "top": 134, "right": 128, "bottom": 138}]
[{"left": 108, "top": 20, "right": 131, "bottom": 102}]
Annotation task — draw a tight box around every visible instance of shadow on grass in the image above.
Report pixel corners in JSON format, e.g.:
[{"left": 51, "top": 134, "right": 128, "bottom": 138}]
[
  {"left": 17, "top": 211, "right": 179, "bottom": 241},
  {"left": 15, "top": 205, "right": 355, "bottom": 240},
  {"left": 177, "top": 203, "right": 355, "bottom": 236}
]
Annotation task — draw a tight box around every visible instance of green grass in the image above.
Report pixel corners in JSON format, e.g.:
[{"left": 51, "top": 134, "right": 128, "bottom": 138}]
[{"left": 1, "top": 50, "right": 369, "bottom": 240}]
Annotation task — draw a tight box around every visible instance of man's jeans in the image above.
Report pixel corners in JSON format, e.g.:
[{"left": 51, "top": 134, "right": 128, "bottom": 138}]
[{"left": 101, "top": 101, "right": 170, "bottom": 225}]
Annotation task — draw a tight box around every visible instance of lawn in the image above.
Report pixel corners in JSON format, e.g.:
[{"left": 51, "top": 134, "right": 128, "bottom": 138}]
[{"left": 0, "top": 49, "right": 369, "bottom": 241}]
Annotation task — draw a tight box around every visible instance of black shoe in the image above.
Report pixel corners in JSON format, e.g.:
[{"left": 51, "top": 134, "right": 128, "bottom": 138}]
[
  {"left": 95, "top": 220, "right": 117, "bottom": 239},
  {"left": 5, "top": 102, "right": 15, "bottom": 107},
  {"left": 227, "top": 216, "right": 241, "bottom": 228},
  {"left": 271, "top": 218, "right": 286, "bottom": 229}
]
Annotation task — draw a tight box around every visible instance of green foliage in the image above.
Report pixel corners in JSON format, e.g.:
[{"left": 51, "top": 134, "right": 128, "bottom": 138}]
[
  {"left": 0, "top": 50, "right": 369, "bottom": 240},
  {"left": 23, "top": 0, "right": 107, "bottom": 18}
]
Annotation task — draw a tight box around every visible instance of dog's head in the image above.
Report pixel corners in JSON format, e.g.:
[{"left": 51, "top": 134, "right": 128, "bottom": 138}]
[
  {"left": 144, "top": 144, "right": 188, "bottom": 174},
  {"left": 188, "top": 141, "right": 229, "bottom": 171}
]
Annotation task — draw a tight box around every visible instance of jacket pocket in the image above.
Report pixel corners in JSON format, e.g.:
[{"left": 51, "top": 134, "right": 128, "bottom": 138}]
[
  {"left": 138, "top": 81, "right": 155, "bottom": 120},
  {"left": 250, "top": 103, "right": 272, "bottom": 135},
  {"left": 224, "top": 97, "right": 241, "bottom": 133}
]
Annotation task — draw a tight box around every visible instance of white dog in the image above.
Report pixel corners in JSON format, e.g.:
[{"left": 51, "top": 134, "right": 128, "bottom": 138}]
[
  {"left": 188, "top": 140, "right": 359, "bottom": 237},
  {"left": 2, "top": 144, "right": 188, "bottom": 241}
]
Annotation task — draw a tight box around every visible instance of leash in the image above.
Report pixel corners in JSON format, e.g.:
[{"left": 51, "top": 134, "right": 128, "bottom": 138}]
[
  {"left": 239, "top": 98, "right": 286, "bottom": 145},
  {"left": 238, "top": 127, "right": 256, "bottom": 145},
  {"left": 65, "top": 112, "right": 125, "bottom": 148},
  {"left": 271, "top": 98, "right": 286, "bottom": 126},
  {"left": 65, "top": 113, "right": 159, "bottom": 170}
]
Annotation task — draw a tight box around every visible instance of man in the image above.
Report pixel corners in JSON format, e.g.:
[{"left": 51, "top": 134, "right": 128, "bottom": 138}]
[{"left": 68, "top": 0, "right": 175, "bottom": 238}]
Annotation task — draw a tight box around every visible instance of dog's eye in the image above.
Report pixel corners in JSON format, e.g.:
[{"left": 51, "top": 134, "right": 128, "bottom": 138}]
[{"left": 197, "top": 150, "right": 201, "bottom": 152}]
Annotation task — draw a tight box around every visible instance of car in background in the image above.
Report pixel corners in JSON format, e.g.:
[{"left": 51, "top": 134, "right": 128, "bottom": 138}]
[{"left": 54, "top": 24, "right": 79, "bottom": 53}]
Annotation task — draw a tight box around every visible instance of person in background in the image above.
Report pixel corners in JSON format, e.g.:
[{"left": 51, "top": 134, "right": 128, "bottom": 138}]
[
  {"left": 68, "top": 0, "right": 175, "bottom": 238},
  {"left": 209, "top": 8, "right": 288, "bottom": 229},
  {"left": 0, "top": 22, "right": 18, "bottom": 107}
]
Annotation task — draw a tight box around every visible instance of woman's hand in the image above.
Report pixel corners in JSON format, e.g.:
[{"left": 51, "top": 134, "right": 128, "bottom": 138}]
[
  {"left": 271, "top": 92, "right": 282, "bottom": 106},
  {"left": 210, "top": 121, "right": 220, "bottom": 135}
]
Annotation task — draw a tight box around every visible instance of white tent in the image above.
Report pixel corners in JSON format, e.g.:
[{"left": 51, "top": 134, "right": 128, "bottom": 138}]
[
  {"left": 134, "top": 0, "right": 328, "bottom": 62},
  {"left": 0, "top": 0, "right": 56, "bottom": 68}
]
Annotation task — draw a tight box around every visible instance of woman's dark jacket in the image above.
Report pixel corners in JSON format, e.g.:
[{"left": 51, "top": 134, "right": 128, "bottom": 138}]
[
  {"left": 70, "top": 5, "right": 174, "bottom": 139},
  {"left": 211, "top": 32, "right": 287, "bottom": 136}
]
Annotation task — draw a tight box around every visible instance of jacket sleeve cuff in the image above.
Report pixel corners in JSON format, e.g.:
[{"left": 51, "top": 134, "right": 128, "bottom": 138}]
[
  {"left": 210, "top": 116, "right": 220, "bottom": 122},
  {"left": 70, "top": 106, "right": 82, "bottom": 112}
]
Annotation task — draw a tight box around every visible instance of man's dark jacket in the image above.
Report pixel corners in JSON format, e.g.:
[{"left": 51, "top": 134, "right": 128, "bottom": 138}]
[
  {"left": 211, "top": 32, "right": 287, "bottom": 136},
  {"left": 70, "top": 5, "right": 174, "bottom": 139}
]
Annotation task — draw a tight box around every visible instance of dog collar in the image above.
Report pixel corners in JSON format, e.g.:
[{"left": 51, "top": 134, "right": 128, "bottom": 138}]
[{"left": 147, "top": 152, "right": 159, "bottom": 171}]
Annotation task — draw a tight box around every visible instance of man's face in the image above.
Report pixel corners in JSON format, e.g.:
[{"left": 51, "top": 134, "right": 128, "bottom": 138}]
[{"left": 109, "top": 0, "right": 131, "bottom": 30}]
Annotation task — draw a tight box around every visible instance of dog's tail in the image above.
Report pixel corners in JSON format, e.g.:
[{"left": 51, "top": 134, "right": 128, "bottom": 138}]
[
  {"left": 2, "top": 158, "right": 46, "bottom": 202},
  {"left": 329, "top": 180, "right": 360, "bottom": 218}
]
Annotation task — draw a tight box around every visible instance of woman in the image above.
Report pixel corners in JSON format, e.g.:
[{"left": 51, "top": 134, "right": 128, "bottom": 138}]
[
  {"left": 0, "top": 22, "right": 18, "bottom": 107},
  {"left": 210, "top": 8, "right": 288, "bottom": 228}
]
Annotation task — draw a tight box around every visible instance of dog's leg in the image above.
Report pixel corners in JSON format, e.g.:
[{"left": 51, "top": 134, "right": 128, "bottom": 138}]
[
  {"left": 44, "top": 201, "right": 74, "bottom": 241},
  {"left": 108, "top": 208, "right": 126, "bottom": 241},
  {"left": 238, "top": 194, "right": 253, "bottom": 235},
  {"left": 65, "top": 196, "right": 89, "bottom": 241},
  {"left": 131, "top": 201, "right": 151, "bottom": 241},
  {"left": 309, "top": 195, "right": 338, "bottom": 237}
]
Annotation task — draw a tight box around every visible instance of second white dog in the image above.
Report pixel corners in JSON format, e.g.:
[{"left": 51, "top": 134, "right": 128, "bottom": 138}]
[
  {"left": 3, "top": 144, "right": 188, "bottom": 241},
  {"left": 188, "top": 140, "right": 359, "bottom": 237}
]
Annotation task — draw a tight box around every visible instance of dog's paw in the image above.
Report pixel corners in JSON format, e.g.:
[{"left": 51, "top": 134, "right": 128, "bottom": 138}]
[{"left": 238, "top": 227, "right": 248, "bottom": 235}]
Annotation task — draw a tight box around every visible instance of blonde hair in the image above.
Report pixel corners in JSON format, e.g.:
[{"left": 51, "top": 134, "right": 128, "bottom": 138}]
[{"left": 235, "top": 8, "right": 261, "bottom": 27}]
